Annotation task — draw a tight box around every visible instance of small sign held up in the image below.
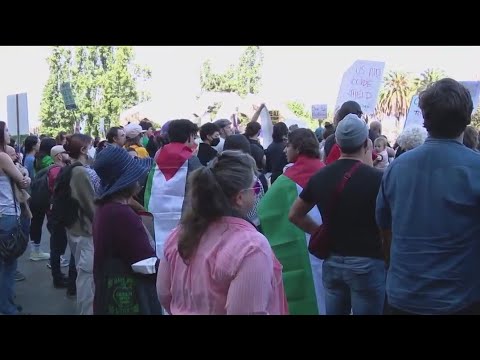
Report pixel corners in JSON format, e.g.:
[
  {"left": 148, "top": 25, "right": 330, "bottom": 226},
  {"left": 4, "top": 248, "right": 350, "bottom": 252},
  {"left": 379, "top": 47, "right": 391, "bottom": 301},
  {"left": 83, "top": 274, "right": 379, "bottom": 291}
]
[
  {"left": 60, "top": 82, "right": 77, "bottom": 110},
  {"left": 312, "top": 104, "right": 328, "bottom": 119}
]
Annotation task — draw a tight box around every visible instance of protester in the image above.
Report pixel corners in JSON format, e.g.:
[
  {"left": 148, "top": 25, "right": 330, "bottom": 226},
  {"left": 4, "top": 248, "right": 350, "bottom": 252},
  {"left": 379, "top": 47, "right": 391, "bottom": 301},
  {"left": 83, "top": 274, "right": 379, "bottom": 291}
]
[
  {"left": 369, "top": 121, "right": 382, "bottom": 143},
  {"left": 45, "top": 145, "right": 73, "bottom": 289},
  {"left": 319, "top": 122, "right": 334, "bottom": 161},
  {"left": 60, "top": 134, "right": 97, "bottom": 314},
  {"left": 463, "top": 125, "right": 479, "bottom": 151},
  {"left": 92, "top": 145, "right": 161, "bottom": 315},
  {"left": 395, "top": 125, "right": 428, "bottom": 158},
  {"left": 139, "top": 119, "right": 154, "bottom": 148},
  {"left": 56, "top": 131, "right": 67, "bottom": 146},
  {"left": 197, "top": 123, "right": 221, "bottom": 166},
  {"left": 213, "top": 119, "right": 234, "bottom": 152},
  {"left": 0, "top": 121, "right": 31, "bottom": 314},
  {"left": 377, "top": 78, "right": 480, "bottom": 315},
  {"left": 29, "top": 137, "right": 57, "bottom": 262},
  {"left": 244, "top": 121, "right": 265, "bottom": 172},
  {"left": 6, "top": 146, "right": 32, "bottom": 220},
  {"left": 324, "top": 101, "right": 363, "bottom": 164},
  {"left": 156, "top": 150, "right": 288, "bottom": 315},
  {"left": 22, "top": 135, "right": 40, "bottom": 179},
  {"left": 265, "top": 122, "right": 288, "bottom": 184},
  {"left": 259, "top": 128, "right": 326, "bottom": 314},
  {"left": 124, "top": 123, "right": 149, "bottom": 159},
  {"left": 224, "top": 134, "right": 268, "bottom": 230},
  {"left": 106, "top": 126, "right": 126, "bottom": 148},
  {"left": 34, "top": 137, "right": 56, "bottom": 173},
  {"left": 144, "top": 119, "right": 202, "bottom": 259},
  {"left": 290, "top": 114, "right": 385, "bottom": 315}
]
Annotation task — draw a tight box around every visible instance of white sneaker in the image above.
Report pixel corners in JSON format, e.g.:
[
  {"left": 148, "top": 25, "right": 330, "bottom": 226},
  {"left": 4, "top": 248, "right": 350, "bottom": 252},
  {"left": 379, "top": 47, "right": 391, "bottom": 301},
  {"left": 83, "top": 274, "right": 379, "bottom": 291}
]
[
  {"left": 46, "top": 256, "right": 70, "bottom": 268},
  {"left": 30, "top": 251, "right": 50, "bottom": 261}
]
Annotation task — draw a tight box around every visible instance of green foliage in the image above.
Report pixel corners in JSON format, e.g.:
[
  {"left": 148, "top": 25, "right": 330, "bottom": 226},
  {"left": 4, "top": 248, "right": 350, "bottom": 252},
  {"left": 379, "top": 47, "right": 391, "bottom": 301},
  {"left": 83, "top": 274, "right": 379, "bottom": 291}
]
[
  {"left": 471, "top": 106, "right": 480, "bottom": 129},
  {"left": 413, "top": 68, "right": 447, "bottom": 94},
  {"left": 200, "top": 46, "right": 263, "bottom": 97},
  {"left": 377, "top": 71, "right": 416, "bottom": 128},
  {"left": 286, "top": 101, "right": 319, "bottom": 130},
  {"left": 39, "top": 46, "right": 151, "bottom": 137}
]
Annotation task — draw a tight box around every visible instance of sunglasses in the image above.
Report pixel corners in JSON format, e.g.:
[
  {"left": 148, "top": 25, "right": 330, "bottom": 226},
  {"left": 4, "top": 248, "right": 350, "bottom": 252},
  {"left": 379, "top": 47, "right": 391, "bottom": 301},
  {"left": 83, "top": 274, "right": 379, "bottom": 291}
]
[{"left": 242, "top": 177, "right": 262, "bottom": 196}]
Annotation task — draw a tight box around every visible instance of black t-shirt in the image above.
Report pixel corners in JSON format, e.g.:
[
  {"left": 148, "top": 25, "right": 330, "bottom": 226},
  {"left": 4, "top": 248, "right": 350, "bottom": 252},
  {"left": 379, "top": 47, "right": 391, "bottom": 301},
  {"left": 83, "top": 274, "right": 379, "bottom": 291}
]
[
  {"left": 265, "top": 141, "right": 288, "bottom": 184},
  {"left": 197, "top": 143, "right": 218, "bottom": 166},
  {"left": 300, "top": 159, "right": 383, "bottom": 259},
  {"left": 247, "top": 137, "right": 265, "bottom": 171}
]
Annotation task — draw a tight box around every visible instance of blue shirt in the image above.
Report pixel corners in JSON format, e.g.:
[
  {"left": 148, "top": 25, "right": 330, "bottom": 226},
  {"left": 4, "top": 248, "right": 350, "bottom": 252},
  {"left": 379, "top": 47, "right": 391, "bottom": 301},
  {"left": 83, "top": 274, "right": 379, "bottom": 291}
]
[
  {"left": 376, "top": 137, "right": 480, "bottom": 314},
  {"left": 23, "top": 155, "right": 35, "bottom": 179}
]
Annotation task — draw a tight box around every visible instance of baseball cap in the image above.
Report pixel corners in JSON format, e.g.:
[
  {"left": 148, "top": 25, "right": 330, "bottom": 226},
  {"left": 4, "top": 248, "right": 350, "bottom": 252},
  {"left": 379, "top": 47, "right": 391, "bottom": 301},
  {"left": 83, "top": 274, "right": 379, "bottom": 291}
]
[
  {"left": 124, "top": 123, "right": 146, "bottom": 139},
  {"left": 50, "top": 145, "right": 66, "bottom": 158}
]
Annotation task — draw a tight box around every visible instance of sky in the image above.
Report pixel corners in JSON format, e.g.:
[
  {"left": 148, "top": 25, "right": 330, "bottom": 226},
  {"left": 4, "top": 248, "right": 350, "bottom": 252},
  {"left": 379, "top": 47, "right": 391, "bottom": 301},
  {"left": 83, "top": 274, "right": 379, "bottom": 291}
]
[{"left": 0, "top": 46, "right": 479, "bottom": 131}]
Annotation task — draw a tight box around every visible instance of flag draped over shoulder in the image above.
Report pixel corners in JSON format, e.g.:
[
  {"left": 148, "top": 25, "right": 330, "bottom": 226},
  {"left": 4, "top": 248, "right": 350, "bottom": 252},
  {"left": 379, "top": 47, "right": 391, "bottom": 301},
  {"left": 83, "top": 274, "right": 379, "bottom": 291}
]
[
  {"left": 258, "top": 155, "right": 325, "bottom": 314},
  {"left": 144, "top": 142, "right": 202, "bottom": 258}
]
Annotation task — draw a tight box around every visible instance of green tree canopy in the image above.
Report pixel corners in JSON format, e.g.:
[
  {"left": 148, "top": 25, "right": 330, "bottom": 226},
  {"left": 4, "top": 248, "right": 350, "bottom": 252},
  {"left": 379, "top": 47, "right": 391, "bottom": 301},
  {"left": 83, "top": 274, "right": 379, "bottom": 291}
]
[
  {"left": 200, "top": 46, "right": 264, "bottom": 98},
  {"left": 39, "top": 46, "right": 151, "bottom": 136}
]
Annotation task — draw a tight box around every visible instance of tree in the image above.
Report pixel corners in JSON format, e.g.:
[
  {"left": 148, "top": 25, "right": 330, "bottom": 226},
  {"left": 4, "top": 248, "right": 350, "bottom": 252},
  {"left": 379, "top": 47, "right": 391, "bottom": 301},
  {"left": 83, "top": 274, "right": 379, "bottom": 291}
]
[
  {"left": 377, "top": 71, "right": 416, "bottom": 128},
  {"left": 413, "top": 68, "right": 447, "bottom": 94},
  {"left": 286, "top": 101, "right": 318, "bottom": 130},
  {"left": 471, "top": 106, "right": 480, "bottom": 129},
  {"left": 200, "top": 46, "right": 264, "bottom": 98},
  {"left": 39, "top": 46, "right": 151, "bottom": 136}
]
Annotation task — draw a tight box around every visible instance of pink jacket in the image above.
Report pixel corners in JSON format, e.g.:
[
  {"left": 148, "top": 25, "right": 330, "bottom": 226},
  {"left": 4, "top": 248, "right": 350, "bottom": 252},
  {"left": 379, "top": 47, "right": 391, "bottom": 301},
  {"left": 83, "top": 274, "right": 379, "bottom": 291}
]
[{"left": 157, "top": 216, "right": 289, "bottom": 315}]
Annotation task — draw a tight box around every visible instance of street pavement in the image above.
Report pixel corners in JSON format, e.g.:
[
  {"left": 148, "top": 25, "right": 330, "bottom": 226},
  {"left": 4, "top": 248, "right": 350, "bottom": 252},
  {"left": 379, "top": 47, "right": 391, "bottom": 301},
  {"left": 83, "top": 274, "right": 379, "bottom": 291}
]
[{"left": 15, "top": 220, "right": 76, "bottom": 315}]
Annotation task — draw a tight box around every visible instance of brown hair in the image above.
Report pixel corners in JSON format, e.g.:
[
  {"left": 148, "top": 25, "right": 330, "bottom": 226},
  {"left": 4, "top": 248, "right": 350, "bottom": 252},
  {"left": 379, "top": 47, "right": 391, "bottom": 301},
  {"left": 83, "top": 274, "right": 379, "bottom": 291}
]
[
  {"left": 64, "top": 133, "right": 92, "bottom": 160},
  {"left": 288, "top": 128, "right": 320, "bottom": 158},
  {"left": 420, "top": 78, "right": 472, "bottom": 138},
  {"left": 178, "top": 150, "right": 256, "bottom": 262},
  {"left": 244, "top": 121, "right": 261, "bottom": 138},
  {"left": 56, "top": 131, "right": 67, "bottom": 145}
]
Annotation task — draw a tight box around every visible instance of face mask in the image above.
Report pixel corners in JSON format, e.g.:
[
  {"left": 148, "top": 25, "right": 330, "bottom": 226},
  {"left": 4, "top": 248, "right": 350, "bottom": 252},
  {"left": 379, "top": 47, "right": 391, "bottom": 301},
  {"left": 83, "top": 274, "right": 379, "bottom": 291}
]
[{"left": 211, "top": 138, "right": 220, "bottom": 147}]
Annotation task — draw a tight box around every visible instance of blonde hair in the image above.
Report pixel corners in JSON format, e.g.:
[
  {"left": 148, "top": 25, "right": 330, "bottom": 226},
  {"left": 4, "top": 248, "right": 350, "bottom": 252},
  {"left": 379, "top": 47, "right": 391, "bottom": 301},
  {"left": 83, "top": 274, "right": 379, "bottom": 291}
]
[{"left": 374, "top": 137, "right": 387, "bottom": 149}]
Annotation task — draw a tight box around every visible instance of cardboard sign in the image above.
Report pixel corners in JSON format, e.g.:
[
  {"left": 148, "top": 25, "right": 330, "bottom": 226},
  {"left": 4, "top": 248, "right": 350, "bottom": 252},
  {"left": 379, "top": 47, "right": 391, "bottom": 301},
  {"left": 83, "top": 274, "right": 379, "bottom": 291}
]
[
  {"left": 335, "top": 60, "right": 385, "bottom": 115},
  {"left": 312, "top": 104, "right": 327, "bottom": 119}
]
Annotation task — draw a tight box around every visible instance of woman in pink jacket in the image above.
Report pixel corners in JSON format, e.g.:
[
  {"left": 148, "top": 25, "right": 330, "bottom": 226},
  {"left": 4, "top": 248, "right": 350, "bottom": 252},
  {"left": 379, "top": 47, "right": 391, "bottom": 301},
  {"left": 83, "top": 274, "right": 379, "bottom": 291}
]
[{"left": 157, "top": 150, "right": 288, "bottom": 315}]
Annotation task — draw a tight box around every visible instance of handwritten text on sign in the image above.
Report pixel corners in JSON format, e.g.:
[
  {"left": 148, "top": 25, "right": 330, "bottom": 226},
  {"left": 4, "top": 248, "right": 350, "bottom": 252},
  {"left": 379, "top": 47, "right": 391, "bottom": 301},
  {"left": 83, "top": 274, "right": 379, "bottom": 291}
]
[
  {"left": 312, "top": 104, "right": 328, "bottom": 119},
  {"left": 404, "top": 81, "right": 480, "bottom": 129},
  {"left": 404, "top": 96, "right": 423, "bottom": 129},
  {"left": 459, "top": 81, "right": 480, "bottom": 113},
  {"left": 335, "top": 60, "right": 385, "bottom": 115}
]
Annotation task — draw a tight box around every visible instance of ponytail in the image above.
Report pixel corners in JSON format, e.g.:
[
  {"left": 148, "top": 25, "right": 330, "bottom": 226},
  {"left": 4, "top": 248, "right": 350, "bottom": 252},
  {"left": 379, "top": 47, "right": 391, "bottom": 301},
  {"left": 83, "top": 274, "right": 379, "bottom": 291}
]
[{"left": 178, "top": 150, "right": 256, "bottom": 262}]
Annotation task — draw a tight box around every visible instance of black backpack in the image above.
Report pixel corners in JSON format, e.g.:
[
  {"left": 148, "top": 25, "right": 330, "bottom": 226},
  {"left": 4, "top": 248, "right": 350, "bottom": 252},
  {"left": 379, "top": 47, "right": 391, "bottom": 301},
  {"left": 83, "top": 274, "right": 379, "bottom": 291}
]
[
  {"left": 50, "top": 162, "right": 84, "bottom": 228},
  {"left": 29, "top": 165, "right": 59, "bottom": 214}
]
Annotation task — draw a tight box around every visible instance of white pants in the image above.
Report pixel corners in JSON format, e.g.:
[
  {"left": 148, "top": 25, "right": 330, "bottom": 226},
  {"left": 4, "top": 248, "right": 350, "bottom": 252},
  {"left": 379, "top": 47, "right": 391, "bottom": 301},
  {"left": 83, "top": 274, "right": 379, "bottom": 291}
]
[{"left": 67, "top": 232, "right": 94, "bottom": 315}]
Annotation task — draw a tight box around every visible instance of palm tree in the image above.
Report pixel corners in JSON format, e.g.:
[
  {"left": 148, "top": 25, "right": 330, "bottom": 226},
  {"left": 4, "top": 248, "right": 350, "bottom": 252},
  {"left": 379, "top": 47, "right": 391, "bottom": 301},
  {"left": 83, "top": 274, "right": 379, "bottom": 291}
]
[
  {"left": 377, "top": 71, "right": 415, "bottom": 129},
  {"left": 414, "top": 68, "right": 447, "bottom": 94}
]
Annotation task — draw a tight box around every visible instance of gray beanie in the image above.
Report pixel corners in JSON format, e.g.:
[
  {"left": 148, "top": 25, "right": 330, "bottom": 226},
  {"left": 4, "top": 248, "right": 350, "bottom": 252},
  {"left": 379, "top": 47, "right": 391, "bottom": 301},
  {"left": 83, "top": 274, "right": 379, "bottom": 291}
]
[{"left": 335, "top": 114, "right": 368, "bottom": 149}]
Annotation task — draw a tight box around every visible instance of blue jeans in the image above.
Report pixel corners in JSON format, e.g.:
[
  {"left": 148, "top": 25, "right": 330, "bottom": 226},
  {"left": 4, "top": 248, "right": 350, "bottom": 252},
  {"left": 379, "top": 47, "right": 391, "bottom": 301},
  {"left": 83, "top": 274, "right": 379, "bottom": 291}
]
[
  {"left": 0, "top": 215, "right": 29, "bottom": 315},
  {"left": 322, "top": 255, "right": 385, "bottom": 315}
]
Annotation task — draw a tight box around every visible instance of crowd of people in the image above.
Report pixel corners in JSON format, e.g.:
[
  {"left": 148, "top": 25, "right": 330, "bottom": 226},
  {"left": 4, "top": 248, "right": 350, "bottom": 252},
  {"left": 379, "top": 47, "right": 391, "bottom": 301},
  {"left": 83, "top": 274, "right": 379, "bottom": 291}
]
[{"left": 0, "top": 77, "right": 479, "bottom": 315}]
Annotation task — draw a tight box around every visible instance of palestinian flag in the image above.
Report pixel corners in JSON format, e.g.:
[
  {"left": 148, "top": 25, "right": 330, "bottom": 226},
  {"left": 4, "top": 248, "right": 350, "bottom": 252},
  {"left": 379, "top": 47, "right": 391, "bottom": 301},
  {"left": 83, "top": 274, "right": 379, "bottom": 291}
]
[
  {"left": 258, "top": 155, "right": 326, "bottom": 315},
  {"left": 144, "top": 142, "right": 202, "bottom": 258}
]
